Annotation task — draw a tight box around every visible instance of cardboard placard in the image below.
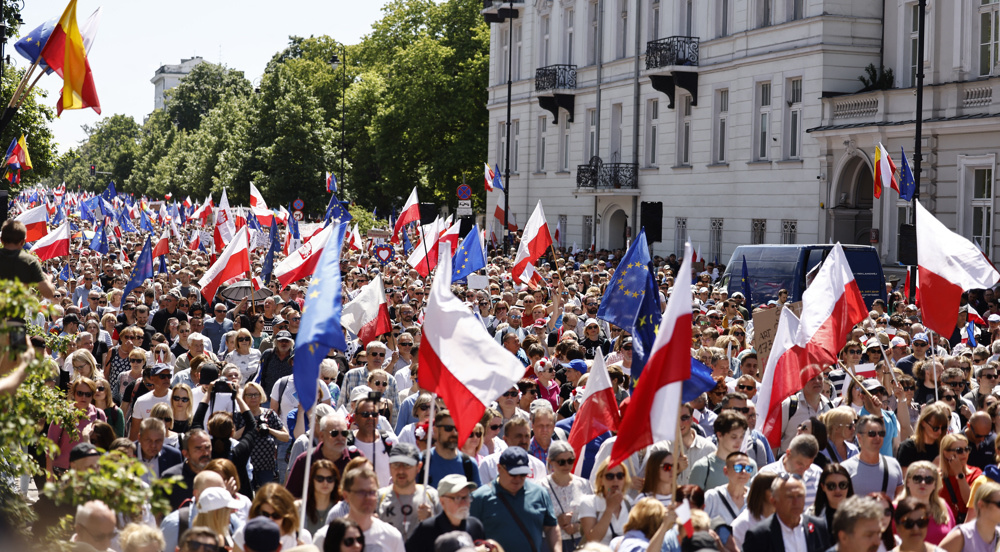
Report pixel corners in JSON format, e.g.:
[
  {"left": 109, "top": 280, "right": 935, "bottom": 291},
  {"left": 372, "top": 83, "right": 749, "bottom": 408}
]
[
  {"left": 751, "top": 301, "right": 802, "bottom": 369},
  {"left": 467, "top": 274, "right": 489, "bottom": 290}
]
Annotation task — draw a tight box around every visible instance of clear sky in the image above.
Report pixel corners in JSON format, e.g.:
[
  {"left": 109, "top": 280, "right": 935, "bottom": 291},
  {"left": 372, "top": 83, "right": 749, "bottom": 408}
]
[{"left": 14, "top": 0, "right": 392, "bottom": 153}]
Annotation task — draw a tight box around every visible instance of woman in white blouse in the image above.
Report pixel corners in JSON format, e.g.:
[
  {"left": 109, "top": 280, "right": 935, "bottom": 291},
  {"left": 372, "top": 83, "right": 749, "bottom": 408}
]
[
  {"left": 226, "top": 328, "right": 261, "bottom": 385},
  {"left": 731, "top": 472, "right": 779, "bottom": 550},
  {"left": 579, "top": 457, "right": 633, "bottom": 546},
  {"left": 540, "top": 441, "right": 594, "bottom": 551}
]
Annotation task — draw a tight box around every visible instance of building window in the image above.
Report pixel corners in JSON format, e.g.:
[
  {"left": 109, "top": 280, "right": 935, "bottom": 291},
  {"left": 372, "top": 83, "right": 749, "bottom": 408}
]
[
  {"left": 514, "top": 22, "right": 522, "bottom": 81},
  {"left": 512, "top": 120, "right": 520, "bottom": 172},
  {"left": 751, "top": 219, "right": 766, "bottom": 244},
  {"left": 561, "top": 114, "right": 571, "bottom": 171},
  {"left": 540, "top": 15, "right": 550, "bottom": 67},
  {"left": 912, "top": 4, "right": 921, "bottom": 84},
  {"left": 558, "top": 215, "right": 568, "bottom": 247},
  {"left": 587, "top": 109, "right": 597, "bottom": 160},
  {"left": 588, "top": 1, "right": 599, "bottom": 65},
  {"left": 611, "top": 103, "right": 623, "bottom": 161},
  {"left": 685, "top": 0, "right": 694, "bottom": 36},
  {"left": 710, "top": 218, "right": 724, "bottom": 263},
  {"left": 787, "top": 78, "right": 802, "bottom": 159},
  {"left": 675, "top": 218, "right": 688, "bottom": 257},
  {"left": 791, "top": 0, "right": 804, "bottom": 20},
  {"left": 646, "top": 99, "right": 659, "bottom": 166},
  {"left": 679, "top": 95, "right": 692, "bottom": 166},
  {"left": 982, "top": 1, "right": 999, "bottom": 76},
  {"left": 537, "top": 116, "right": 547, "bottom": 171},
  {"left": 498, "top": 122, "right": 507, "bottom": 170},
  {"left": 759, "top": 0, "right": 772, "bottom": 28},
  {"left": 650, "top": 0, "right": 660, "bottom": 41},
  {"left": 617, "top": 1, "right": 629, "bottom": 59},
  {"left": 973, "top": 168, "right": 994, "bottom": 252},
  {"left": 499, "top": 29, "right": 509, "bottom": 85},
  {"left": 584, "top": 215, "right": 594, "bottom": 249},
  {"left": 716, "top": 89, "right": 729, "bottom": 163},
  {"left": 755, "top": 82, "right": 771, "bottom": 161},
  {"left": 781, "top": 220, "right": 797, "bottom": 244},
  {"left": 719, "top": 0, "right": 730, "bottom": 37},
  {"left": 566, "top": 9, "right": 575, "bottom": 65}
]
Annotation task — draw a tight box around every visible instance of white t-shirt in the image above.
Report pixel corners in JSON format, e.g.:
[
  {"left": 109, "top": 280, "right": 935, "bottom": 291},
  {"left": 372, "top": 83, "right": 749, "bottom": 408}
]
[
  {"left": 353, "top": 432, "right": 393, "bottom": 489},
  {"left": 577, "top": 494, "right": 632, "bottom": 546},
  {"left": 270, "top": 376, "right": 332, "bottom": 429},
  {"left": 131, "top": 391, "right": 170, "bottom": 420},
  {"left": 191, "top": 387, "right": 236, "bottom": 428},
  {"left": 478, "top": 449, "right": 547, "bottom": 483},
  {"left": 362, "top": 517, "right": 406, "bottom": 552}
]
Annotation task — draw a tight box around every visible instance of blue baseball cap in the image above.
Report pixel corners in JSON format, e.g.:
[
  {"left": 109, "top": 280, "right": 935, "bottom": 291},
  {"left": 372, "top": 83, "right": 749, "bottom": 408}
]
[
  {"left": 912, "top": 332, "right": 929, "bottom": 344},
  {"left": 498, "top": 447, "right": 532, "bottom": 475},
  {"left": 568, "top": 359, "right": 588, "bottom": 374}
]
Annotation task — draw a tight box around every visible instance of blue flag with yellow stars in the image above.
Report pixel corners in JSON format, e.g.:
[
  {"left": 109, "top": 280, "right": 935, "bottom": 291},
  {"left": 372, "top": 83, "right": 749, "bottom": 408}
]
[
  {"left": 261, "top": 217, "right": 281, "bottom": 285},
  {"left": 59, "top": 262, "right": 74, "bottom": 282},
  {"left": 122, "top": 237, "right": 154, "bottom": 306},
  {"left": 14, "top": 18, "right": 56, "bottom": 73},
  {"left": 741, "top": 255, "right": 753, "bottom": 308},
  {"left": 294, "top": 222, "right": 349, "bottom": 412},
  {"left": 452, "top": 224, "right": 487, "bottom": 283},
  {"left": 90, "top": 222, "right": 109, "bottom": 256},
  {"left": 140, "top": 208, "right": 154, "bottom": 233},
  {"left": 596, "top": 228, "right": 661, "bottom": 381}
]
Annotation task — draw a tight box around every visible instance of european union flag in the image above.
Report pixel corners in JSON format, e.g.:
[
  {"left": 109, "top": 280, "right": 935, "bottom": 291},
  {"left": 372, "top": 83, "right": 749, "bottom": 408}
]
[
  {"left": 52, "top": 201, "right": 65, "bottom": 226},
  {"left": 683, "top": 359, "right": 718, "bottom": 402},
  {"left": 493, "top": 164, "right": 505, "bottom": 192},
  {"left": 596, "top": 228, "right": 661, "bottom": 381},
  {"left": 59, "top": 263, "right": 74, "bottom": 282},
  {"left": 157, "top": 254, "right": 169, "bottom": 275},
  {"left": 246, "top": 210, "right": 263, "bottom": 232},
  {"left": 90, "top": 222, "right": 108, "bottom": 256},
  {"left": 741, "top": 256, "right": 753, "bottom": 308},
  {"left": 452, "top": 224, "right": 487, "bottom": 282},
  {"left": 122, "top": 237, "right": 153, "bottom": 303},
  {"left": 288, "top": 206, "right": 301, "bottom": 240},
  {"left": 402, "top": 226, "right": 414, "bottom": 255},
  {"left": 101, "top": 182, "right": 117, "bottom": 204},
  {"left": 14, "top": 18, "right": 56, "bottom": 73},
  {"left": 140, "top": 209, "right": 154, "bottom": 233},
  {"left": 294, "top": 222, "right": 349, "bottom": 412},
  {"left": 82, "top": 196, "right": 102, "bottom": 221},
  {"left": 900, "top": 147, "right": 916, "bottom": 202},
  {"left": 117, "top": 207, "right": 137, "bottom": 233},
  {"left": 261, "top": 217, "right": 281, "bottom": 284},
  {"left": 324, "top": 194, "right": 347, "bottom": 224}
]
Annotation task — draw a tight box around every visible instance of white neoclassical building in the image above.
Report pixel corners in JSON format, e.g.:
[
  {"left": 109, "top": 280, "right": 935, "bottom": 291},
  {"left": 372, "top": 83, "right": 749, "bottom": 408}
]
[
  {"left": 483, "top": 0, "right": 1000, "bottom": 271},
  {"left": 150, "top": 56, "right": 205, "bottom": 111}
]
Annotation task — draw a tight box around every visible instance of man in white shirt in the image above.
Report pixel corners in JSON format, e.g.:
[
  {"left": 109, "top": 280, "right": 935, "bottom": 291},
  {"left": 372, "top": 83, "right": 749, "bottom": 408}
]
[
  {"left": 353, "top": 395, "right": 394, "bottom": 487},
  {"left": 759, "top": 435, "right": 823, "bottom": 509},
  {"left": 129, "top": 364, "right": 172, "bottom": 440},
  {"left": 329, "top": 466, "right": 406, "bottom": 552},
  {"left": 478, "top": 417, "right": 546, "bottom": 483}
]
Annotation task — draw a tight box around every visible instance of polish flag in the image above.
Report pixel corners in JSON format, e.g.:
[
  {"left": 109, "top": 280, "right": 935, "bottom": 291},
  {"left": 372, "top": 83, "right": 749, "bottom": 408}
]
[
  {"left": 484, "top": 163, "right": 496, "bottom": 192},
  {"left": 276, "top": 206, "right": 289, "bottom": 225},
  {"left": 968, "top": 305, "right": 987, "bottom": 326},
  {"left": 16, "top": 204, "right": 48, "bottom": 242},
  {"left": 554, "top": 220, "right": 561, "bottom": 246},
  {"left": 407, "top": 217, "right": 445, "bottom": 277},
  {"left": 756, "top": 306, "right": 804, "bottom": 447},
  {"left": 493, "top": 202, "right": 518, "bottom": 233},
  {"left": 609, "top": 242, "right": 695, "bottom": 468},
  {"left": 438, "top": 220, "right": 461, "bottom": 256},
  {"left": 916, "top": 200, "right": 1000, "bottom": 336},
  {"left": 568, "top": 352, "right": 620, "bottom": 474},
  {"left": 29, "top": 223, "right": 69, "bottom": 261},
  {"left": 274, "top": 223, "right": 336, "bottom": 289},
  {"left": 188, "top": 231, "right": 200, "bottom": 251},
  {"left": 249, "top": 182, "right": 268, "bottom": 210},
  {"left": 152, "top": 228, "right": 171, "bottom": 258},
  {"left": 904, "top": 266, "right": 913, "bottom": 303},
  {"left": 341, "top": 274, "right": 393, "bottom": 345},
  {"left": 164, "top": 192, "right": 173, "bottom": 200},
  {"left": 392, "top": 187, "right": 420, "bottom": 243},
  {"left": 519, "top": 262, "right": 545, "bottom": 290},
  {"left": 198, "top": 226, "right": 250, "bottom": 302},
  {"left": 183, "top": 196, "right": 193, "bottom": 209},
  {"left": 511, "top": 201, "right": 552, "bottom": 285},
  {"left": 418, "top": 242, "right": 527, "bottom": 447},
  {"left": 675, "top": 499, "right": 694, "bottom": 538},
  {"left": 347, "top": 223, "right": 363, "bottom": 251},
  {"left": 798, "top": 243, "right": 869, "bottom": 369}
]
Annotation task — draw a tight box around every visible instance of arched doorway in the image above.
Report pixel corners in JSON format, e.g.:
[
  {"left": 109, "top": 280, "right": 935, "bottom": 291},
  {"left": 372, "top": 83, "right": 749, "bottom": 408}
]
[
  {"left": 830, "top": 155, "right": 874, "bottom": 245},
  {"left": 606, "top": 208, "right": 628, "bottom": 251}
]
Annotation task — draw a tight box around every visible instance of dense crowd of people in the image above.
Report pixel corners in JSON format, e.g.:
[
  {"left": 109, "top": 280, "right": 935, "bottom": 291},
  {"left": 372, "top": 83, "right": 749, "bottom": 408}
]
[{"left": 5, "top": 210, "right": 1000, "bottom": 552}]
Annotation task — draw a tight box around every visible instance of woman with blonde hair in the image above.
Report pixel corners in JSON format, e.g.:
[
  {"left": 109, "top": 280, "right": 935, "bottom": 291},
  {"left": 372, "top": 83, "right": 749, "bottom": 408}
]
[
  {"left": 937, "top": 433, "right": 980, "bottom": 524},
  {"left": 897, "top": 460, "right": 955, "bottom": 545},
  {"left": 92, "top": 374, "right": 124, "bottom": 437},
  {"left": 169, "top": 383, "right": 194, "bottom": 433},
  {"left": 115, "top": 348, "right": 147, "bottom": 410},
  {"left": 106, "top": 326, "right": 143, "bottom": 403},
  {"left": 192, "top": 487, "right": 242, "bottom": 549},
  {"left": 226, "top": 328, "right": 261, "bottom": 385},
  {"left": 898, "top": 402, "right": 951, "bottom": 474},
  {"left": 479, "top": 407, "right": 507, "bottom": 456},
  {"left": 610, "top": 497, "right": 679, "bottom": 552},
  {"left": 150, "top": 342, "right": 174, "bottom": 367},
  {"left": 150, "top": 402, "right": 180, "bottom": 448},
  {"left": 938, "top": 481, "right": 1000, "bottom": 552},
  {"left": 46, "top": 377, "right": 107, "bottom": 476},
  {"left": 234, "top": 483, "right": 312, "bottom": 550},
  {"left": 820, "top": 406, "right": 859, "bottom": 462},
  {"left": 460, "top": 423, "right": 486, "bottom": 463},
  {"left": 119, "top": 522, "right": 165, "bottom": 552},
  {"left": 237, "top": 381, "right": 288, "bottom": 488},
  {"left": 579, "top": 457, "right": 633, "bottom": 545},
  {"left": 67, "top": 349, "right": 98, "bottom": 381}
]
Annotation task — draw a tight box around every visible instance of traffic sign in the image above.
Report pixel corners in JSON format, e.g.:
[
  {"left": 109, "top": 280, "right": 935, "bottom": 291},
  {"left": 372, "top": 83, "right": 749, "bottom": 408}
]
[
  {"left": 457, "top": 184, "right": 472, "bottom": 200},
  {"left": 292, "top": 199, "right": 305, "bottom": 210},
  {"left": 457, "top": 200, "right": 472, "bottom": 216},
  {"left": 292, "top": 210, "right": 303, "bottom": 221}
]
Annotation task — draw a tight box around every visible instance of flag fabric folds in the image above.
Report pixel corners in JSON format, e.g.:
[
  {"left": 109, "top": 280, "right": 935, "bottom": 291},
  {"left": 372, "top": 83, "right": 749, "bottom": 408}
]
[
  {"left": 484, "top": 164, "right": 495, "bottom": 193},
  {"left": 567, "top": 353, "right": 620, "bottom": 474},
  {"left": 608, "top": 242, "right": 695, "bottom": 468},
  {"left": 916, "top": 200, "right": 1000, "bottom": 336},
  {"left": 452, "top": 224, "right": 487, "bottom": 282},
  {"left": 15, "top": 204, "right": 48, "bottom": 242},
  {"left": 261, "top": 217, "right": 281, "bottom": 285},
  {"left": 294, "top": 222, "right": 349, "bottom": 413},
  {"left": 30, "top": 222, "right": 69, "bottom": 261},
  {"left": 89, "top": 222, "right": 108, "bottom": 255},
  {"left": 873, "top": 142, "right": 898, "bottom": 199},
  {"left": 275, "top": 223, "right": 335, "bottom": 289},
  {"left": 419, "top": 243, "right": 526, "bottom": 448},
  {"left": 341, "top": 275, "right": 393, "bottom": 346},
  {"left": 756, "top": 307, "right": 804, "bottom": 448},
  {"left": 39, "top": 0, "right": 101, "bottom": 115},
  {"left": 326, "top": 171, "right": 337, "bottom": 194},
  {"left": 198, "top": 226, "right": 250, "bottom": 302},
  {"left": 392, "top": 187, "right": 420, "bottom": 243},
  {"left": 121, "top": 236, "right": 153, "bottom": 303},
  {"left": 511, "top": 200, "right": 552, "bottom": 285},
  {"left": 798, "top": 243, "right": 869, "bottom": 368},
  {"left": 595, "top": 228, "right": 660, "bottom": 381},
  {"left": 899, "top": 148, "right": 916, "bottom": 201}
]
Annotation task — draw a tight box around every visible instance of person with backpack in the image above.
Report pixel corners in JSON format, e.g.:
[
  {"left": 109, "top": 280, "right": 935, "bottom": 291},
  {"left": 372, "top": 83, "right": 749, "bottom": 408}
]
[
  {"left": 778, "top": 370, "right": 833, "bottom": 453},
  {"left": 424, "top": 409, "right": 483, "bottom": 488},
  {"left": 159, "top": 470, "right": 234, "bottom": 552}
]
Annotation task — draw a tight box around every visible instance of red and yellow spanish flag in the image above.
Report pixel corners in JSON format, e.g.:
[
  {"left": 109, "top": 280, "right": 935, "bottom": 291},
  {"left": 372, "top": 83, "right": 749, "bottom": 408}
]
[
  {"left": 39, "top": 0, "right": 101, "bottom": 115},
  {"left": 873, "top": 142, "right": 898, "bottom": 200}
]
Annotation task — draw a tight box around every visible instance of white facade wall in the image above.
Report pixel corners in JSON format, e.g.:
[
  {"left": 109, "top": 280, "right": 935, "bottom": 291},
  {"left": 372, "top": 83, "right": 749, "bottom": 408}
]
[
  {"left": 150, "top": 57, "right": 206, "bottom": 112},
  {"left": 484, "top": 0, "right": 882, "bottom": 262}
]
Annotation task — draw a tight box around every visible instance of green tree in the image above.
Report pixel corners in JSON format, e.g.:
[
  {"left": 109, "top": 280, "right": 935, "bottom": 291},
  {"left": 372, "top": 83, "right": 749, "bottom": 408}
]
[
  {"left": 165, "top": 62, "right": 253, "bottom": 132},
  {"left": 44, "top": 114, "right": 140, "bottom": 192},
  {"left": 127, "top": 110, "right": 180, "bottom": 197}
]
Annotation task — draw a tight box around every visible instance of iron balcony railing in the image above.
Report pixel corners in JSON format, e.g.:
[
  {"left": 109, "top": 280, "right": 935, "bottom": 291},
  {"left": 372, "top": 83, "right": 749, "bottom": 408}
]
[
  {"left": 645, "top": 36, "right": 700, "bottom": 70},
  {"left": 577, "top": 158, "right": 638, "bottom": 190},
  {"left": 535, "top": 64, "right": 577, "bottom": 92}
]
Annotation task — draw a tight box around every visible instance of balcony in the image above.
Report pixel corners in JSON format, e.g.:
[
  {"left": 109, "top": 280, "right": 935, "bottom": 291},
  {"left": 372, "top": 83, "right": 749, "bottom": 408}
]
[
  {"left": 481, "top": 0, "right": 524, "bottom": 23},
  {"left": 576, "top": 157, "right": 639, "bottom": 194},
  {"left": 535, "top": 64, "right": 577, "bottom": 124},
  {"left": 645, "top": 36, "right": 700, "bottom": 109}
]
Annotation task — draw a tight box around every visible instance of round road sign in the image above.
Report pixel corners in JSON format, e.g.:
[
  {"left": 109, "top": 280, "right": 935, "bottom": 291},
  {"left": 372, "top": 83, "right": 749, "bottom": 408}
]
[
  {"left": 292, "top": 199, "right": 305, "bottom": 210},
  {"left": 457, "top": 184, "right": 472, "bottom": 200},
  {"left": 292, "top": 210, "right": 304, "bottom": 221}
]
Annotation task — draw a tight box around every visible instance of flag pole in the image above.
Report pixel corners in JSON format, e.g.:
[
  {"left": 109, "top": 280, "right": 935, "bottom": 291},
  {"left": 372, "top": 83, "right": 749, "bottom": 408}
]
[
  {"left": 0, "top": 57, "right": 41, "bottom": 136},
  {"left": 299, "top": 403, "right": 318, "bottom": 533},
  {"left": 670, "top": 411, "right": 681, "bottom": 499},
  {"left": 418, "top": 221, "right": 433, "bottom": 280},
  {"left": 422, "top": 392, "right": 436, "bottom": 493},
  {"left": 929, "top": 330, "right": 938, "bottom": 402}
]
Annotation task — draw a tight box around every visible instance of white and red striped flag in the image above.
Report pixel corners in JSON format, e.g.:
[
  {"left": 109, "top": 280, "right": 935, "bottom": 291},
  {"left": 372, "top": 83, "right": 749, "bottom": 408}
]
[
  {"left": 341, "top": 274, "right": 393, "bottom": 346},
  {"left": 568, "top": 352, "right": 620, "bottom": 474},
  {"left": 392, "top": 187, "right": 420, "bottom": 243},
  {"left": 511, "top": 200, "right": 552, "bottom": 285}
]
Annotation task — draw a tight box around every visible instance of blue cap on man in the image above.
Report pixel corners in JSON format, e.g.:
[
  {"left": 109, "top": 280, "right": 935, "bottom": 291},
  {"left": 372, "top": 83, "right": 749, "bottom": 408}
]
[{"left": 499, "top": 447, "right": 532, "bottom": 475}]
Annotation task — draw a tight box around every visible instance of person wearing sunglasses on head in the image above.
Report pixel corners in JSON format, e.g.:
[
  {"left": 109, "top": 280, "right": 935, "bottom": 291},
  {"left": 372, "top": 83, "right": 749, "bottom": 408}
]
[{"left": 704, "top": 451, "right": 755, "bottom": 525}]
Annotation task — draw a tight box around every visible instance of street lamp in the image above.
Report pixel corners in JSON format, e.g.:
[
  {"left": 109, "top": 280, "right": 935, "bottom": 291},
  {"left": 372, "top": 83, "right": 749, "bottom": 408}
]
[{"left": 331, "top": 50, "right": 346, "bottom": 200}]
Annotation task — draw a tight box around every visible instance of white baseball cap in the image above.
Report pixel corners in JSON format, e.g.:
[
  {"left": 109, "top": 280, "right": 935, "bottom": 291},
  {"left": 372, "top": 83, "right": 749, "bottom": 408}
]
[{"left": 198, "top": 488, "right": 242, "bottom": 513}]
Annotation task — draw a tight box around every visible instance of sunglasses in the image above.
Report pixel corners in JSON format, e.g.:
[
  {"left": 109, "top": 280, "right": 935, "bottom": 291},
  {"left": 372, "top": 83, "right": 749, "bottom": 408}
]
[
  {"left": 728, "top": 406, "right": 750, "bottom": 414},
  {"left": 172, "top": 396, "right": 190, "bottom": 403},
  {"left": 660, "top": 463, "right": 673, "bottom": 472},
  {"left": 948, "top": 446, "right": 971, "bottom": 454},
  {"left": 733, "top": 332, "right": 745, "bottom": 337},
  {"left": 237, "top": 337, "right": 251, "bottom": 342},
  {"left": 903, "top": 385, "right": 915, "bottom": 391},
  {"left": 417, "top": 404, "right": 431, "bottom": 412},
  {"left": 604, "top": 472, "right": 626, "bottom": 480},
  {"left": 489, "top": 424, "right": 502, "bottom": 431},
  {"left": 847, "top": 349, "right": 862, "bottom": 355},
  {"left": 984, "top": 374, "right": 999, "bottom": 380},
  {"left": 369, "top": 352, "right": 386, "bottom": 357},
  {"left": 865, "top": 430, "right": 887, "bottom": 438},
  {"left": 502, "top": 391, "right": 519, "bottom": 398},
  {"left": 924, "top": 423, "right": 945, "bottom": 433},
  {"left": 313, "top": 475, "right": 337, "bottom": 483},
  {"left": 96, "top": 386, "right": 106, "bottom": 392},
  {"left": 329, "top": 430, "right": 352, "bottom": 438},
  {"left": 356, "top": 411, "right": 379, "bottom": 419},
  {"left": 75, "top": 390, "right": 94, "bottom": 398},
  {"left": 732, "top": 464, "right": 754, "bottom": 474},
  {"left": 622, "top": 346, "right": 632, "bottom": 351},
  {"left": 437, "top": 424, "right": 457, "bottom": 433},
  {"left": 244, "top": 393, "right": 261, "bottom": 399},
  {"left": 158, "top": 417, "right": 173, "bottom": 424},
  {"left": 824, "top": 481, "right": 849, "bottom": 491},
  {"left": 554, "top": 457, "right": 576, "bottom": 467},
  {"left": 342, "top": 537, "right": 365, "bottom": 547},
  {"left": 910, "top": 475, "right": 935, "bottom": 485},
  {"left": 371, "top": 381, "right": 388, "bottom": 388},
  {"left": 258, "top": 510, "right": 284, "bottom": 520},
  {"left": 899, "top": 516, "right": 930, "bottom": 530},
  {"left": 183, "top": 541, "right": 223, "bottom": 552},
  {"left": 737, "top": 384, "right": 755, "bottom": 391},
  {"left": 680, "top": 414, "right": 692, "bottom": 422},
  {"left": 130, "top": 358, "right": 145, "bottom": 364}
]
